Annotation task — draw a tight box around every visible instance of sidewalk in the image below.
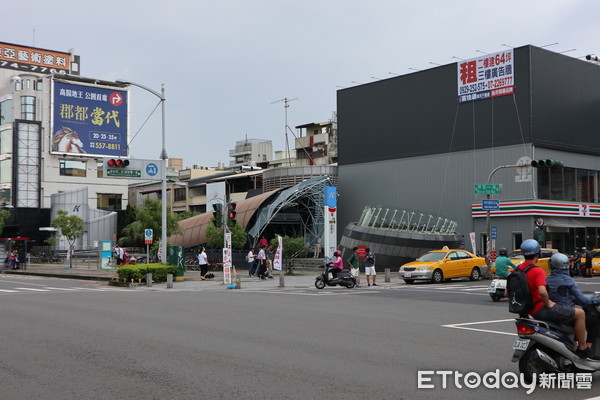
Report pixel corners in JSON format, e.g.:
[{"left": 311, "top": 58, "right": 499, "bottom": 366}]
[{"left": 0, "top": 264, "right": 397, "bottom": 291}]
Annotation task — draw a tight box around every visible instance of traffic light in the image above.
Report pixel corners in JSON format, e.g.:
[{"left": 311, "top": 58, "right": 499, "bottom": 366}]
[
  {"left": 227, "top": 202, "right": 237, "bottom": 228},
  {"left": 107, "top": 158, "right": 130, "bottom": 167},
  {"left": 530, "top": 159, "right": 563, "bottom": 168},
  {"left": 212, "top": 203, "right": 223, "bottom": 228}
]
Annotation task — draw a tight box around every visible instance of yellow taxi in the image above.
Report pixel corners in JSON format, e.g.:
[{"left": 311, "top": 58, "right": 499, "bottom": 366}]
[
  {"left": 580, "top": 249, "right": 600, "bottom": 275},
  {"left": 508, "top": 248, "right": 558, "bottom": 276},
  {"left": 398, "top": 249, "right": 487, "bottom": 284}
]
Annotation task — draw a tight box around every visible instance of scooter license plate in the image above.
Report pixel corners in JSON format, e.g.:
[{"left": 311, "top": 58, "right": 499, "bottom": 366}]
[
  {"left": 404, "top": 272, "right": 412, "bottom": 278},
  {"left": 513, "top": 338, "right": 529, "bottom": 351}
]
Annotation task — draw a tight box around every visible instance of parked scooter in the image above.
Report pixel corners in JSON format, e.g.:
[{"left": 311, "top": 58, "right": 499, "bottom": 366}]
[
  {"left": 511, "top": 293, "right": 600, "bottom": 383},
  {"left": 487, "top": 276, "right": 507, "bottom": 302},
  {"left": 315, "top": 262, "right": 356, "bottom": 289}
]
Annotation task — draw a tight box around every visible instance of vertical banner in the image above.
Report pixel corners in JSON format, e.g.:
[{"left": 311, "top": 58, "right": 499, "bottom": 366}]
[
  {"left": 273, "top": 235, "right": 283, "bottom": 271},
  {"left": 223, "top": 232, "right": 232, "bottom": 284},
  {"left": 323, "top": 186, "right": 337, "bottom": 259},
  {"left": 469, "top": 232, "right": 477, "bottom": 255}
]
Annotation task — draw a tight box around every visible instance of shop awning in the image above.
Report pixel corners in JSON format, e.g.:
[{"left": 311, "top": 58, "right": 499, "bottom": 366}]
[{"left": 545, "top": 217, "right": 600, "bottom": 228}]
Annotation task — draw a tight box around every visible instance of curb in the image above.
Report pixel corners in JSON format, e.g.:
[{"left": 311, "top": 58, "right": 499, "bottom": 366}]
[{"left": 1, "top": 270, "right": 114, "bottom": 282}]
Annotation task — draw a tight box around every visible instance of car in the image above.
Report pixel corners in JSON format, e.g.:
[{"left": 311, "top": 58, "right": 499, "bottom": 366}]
[
  {"left": 398, "top": 249, "right": 487, "bottom": 284},
  {"left": 508, "top": 248, "right": 558, "bottom": 276},
  {"left": 580, "top": 249, "right": 600, "bottom": 275}
]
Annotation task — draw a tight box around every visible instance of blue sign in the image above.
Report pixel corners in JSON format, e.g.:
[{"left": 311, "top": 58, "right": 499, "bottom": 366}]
[
  {"left": 145, "top": 229, "right": 153, "bottom": 237},
  {"left": 491, "top": 226, "right": 497, "bottom": 239},
  {"left": 482, "top": 199, "right": 500, "bottom": 210},
  {"left": 146, "top": 163, "right": 158, "bottom": 176},
  {"left": 324, "top": 187, "right": 337, "bottom": 208},
  {"left": 52, "top": 80, "right": 128, "bottom": 157}
]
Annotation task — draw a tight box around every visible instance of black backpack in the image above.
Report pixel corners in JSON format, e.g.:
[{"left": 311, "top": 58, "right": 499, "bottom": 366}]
[{"left": 506, "top": 264, "right": 538, "bottom": 314}]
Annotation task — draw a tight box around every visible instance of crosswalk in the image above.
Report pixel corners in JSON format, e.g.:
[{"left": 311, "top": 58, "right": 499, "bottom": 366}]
[
  {"left": 0, "top": 286, "right": 129, "bottom": 295},
  {"left": 392, "top": 283, "right": 491, "bottom": 295}
]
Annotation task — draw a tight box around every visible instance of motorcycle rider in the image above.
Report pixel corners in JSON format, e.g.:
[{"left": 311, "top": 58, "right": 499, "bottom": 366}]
[
  {"left": 517, "top": 239, "right": 597, "bottom": 361},
  {"left": 330, "top": 250, "right": 344, "bottom": 280},
  {"left": 494, "top": 248, "right": 516, "bottom": 277},
  {"left": 547, "top": 253, "right": 600, "bottom": 355}
]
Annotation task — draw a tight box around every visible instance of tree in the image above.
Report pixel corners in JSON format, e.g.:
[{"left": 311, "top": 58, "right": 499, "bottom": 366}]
[
  {"left": 118, "top": 198, "right": 182, "bottom": 253},
  {"left": 270, "top": 236, "right": 307, "bottom": 274},
  {"left": 52, "top": 210, "right": 85, "bottom": 269},
  {"left": 205, "top": 219, "right": 247, "bottom": 249}
]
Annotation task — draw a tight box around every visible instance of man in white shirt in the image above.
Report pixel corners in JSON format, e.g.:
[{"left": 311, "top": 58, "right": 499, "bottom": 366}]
[{"left": 197, "top": 247, "right": 209, "bottom": 280}]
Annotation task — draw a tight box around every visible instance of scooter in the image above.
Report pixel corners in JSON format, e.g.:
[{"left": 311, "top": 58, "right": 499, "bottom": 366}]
[
  {"left": 315, "top": 263, "right": 356, "bottom": 289},
  {"left": 511, "top": 294, "right": 600, "bottom": 383},
  {"left": 487, "top": 276, "right": 507, "bottom": 302}
]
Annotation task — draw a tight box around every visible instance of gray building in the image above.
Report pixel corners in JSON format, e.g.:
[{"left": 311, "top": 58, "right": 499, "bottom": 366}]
[{"left": 337, "top": 45, "right": 600, "bottom": 257}]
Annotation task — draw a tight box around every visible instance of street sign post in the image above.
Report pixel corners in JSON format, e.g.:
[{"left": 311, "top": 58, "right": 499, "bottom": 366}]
[
  {"left": 144, "top": 229, "right": 153, "bottom": 263},
  {"left": 474, "top": 184, "right": 502, "bottom": 195},
  {"left": 482, "top": 199, "right": 500, "bottom": 210}
]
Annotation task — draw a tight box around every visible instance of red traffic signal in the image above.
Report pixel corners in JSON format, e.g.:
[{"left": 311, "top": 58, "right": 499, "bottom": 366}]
[
  {"left": 107, "top": 159, "right": 130, "bottom": 167},
  {"left": 227, "top": 202, "right": 237, "bottom": 227}
]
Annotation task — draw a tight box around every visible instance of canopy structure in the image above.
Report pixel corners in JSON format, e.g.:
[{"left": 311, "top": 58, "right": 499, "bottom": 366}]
[{"left": 170, "top": 176, "right": 336, "bottom": 249}]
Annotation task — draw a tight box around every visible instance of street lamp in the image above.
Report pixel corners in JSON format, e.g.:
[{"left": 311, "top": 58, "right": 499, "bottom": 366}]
[{"left": 116, "top": 80, "right": 168, "bottom": 264}]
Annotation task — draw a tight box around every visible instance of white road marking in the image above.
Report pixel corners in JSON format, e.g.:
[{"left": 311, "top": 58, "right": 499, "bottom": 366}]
[
  {"left": 14, "top": 287, "right": 51, "bottom": 292},
  {"left": 442, "top": 319, "right": 516, "bottom": 336},
  {"left": 0, "top": 289, "right": 19, "bottom": 292}
]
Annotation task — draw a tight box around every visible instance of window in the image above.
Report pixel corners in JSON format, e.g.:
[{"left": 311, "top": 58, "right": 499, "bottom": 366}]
[
  {"left": 0, "top": 99, "right": 14, "bottom": 125},
  {"left": 0, "top": 128, "right": 12, "bottom": 154},
  {"left": 173, "top": 187, "right": 186, "bottom": 202},
  {"left": 59, "top": 160, "right": 87, "bottom": 177},
  {"left": 21, "top": 96, "right": 36, "bottom": 120},
  {"left": 97, "top": 193, "right": 122, "bottom": 211},
  {"left": 0, "top": 159, "right": 12, "bottom": 184},
  {"left": 537, "top": 166, "right": 599, "bottom": 203},
  {"left": 97, "top": 162, "right": 103, "bottom": 178}
]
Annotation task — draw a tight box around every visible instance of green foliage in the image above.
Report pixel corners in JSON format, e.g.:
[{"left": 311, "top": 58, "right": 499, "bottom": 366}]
[
  {"left": 44, "top": 236, "right": 59, "bottom": 247},
  {"left": 118, "top": 198, "right": 182, "bottom": 247},
  {"left": 52, "top": 210, "right": 85, "bottom": 245},
  {"left": 206, "top": 221, "right": 247, "bottom": 249},
  {"left": 0, "top": 208, "right": 10, "bottom": 235},
  {"left": 269, "top": 236, "right": 308, "bottom": 259},
  {"left": 175, "top": 211, "right": 200, "bottom": 221},
  {"left": 117, "top": 263, "right": 178, "bottom": 283}
]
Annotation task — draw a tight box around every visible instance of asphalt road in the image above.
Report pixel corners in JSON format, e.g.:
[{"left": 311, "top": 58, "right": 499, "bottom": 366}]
[{"left": 1, "top": 275, "right": 599, "bottom": 400}]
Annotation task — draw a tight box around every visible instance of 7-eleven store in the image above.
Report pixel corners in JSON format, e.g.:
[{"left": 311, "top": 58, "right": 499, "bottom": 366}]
[{"left": 472, "top": 201, "right": 600, "bottom": 254}]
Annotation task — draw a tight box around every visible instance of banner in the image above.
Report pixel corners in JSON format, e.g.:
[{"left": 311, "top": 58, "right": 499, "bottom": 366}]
[
  {"left": 457, "top": 49, "right": 514, "bottom": 103},
  {"left": 223, "top": 232, "right": 232, "bottom": 284},
  {"left": 52, "top": 80, "right": 128, "bottom": 157},
  {"left": 273, "top": 236, "right": 283, "bottom": 271},
  {"left": 323, "top": 186, "right": 337, "bottom": 258}
]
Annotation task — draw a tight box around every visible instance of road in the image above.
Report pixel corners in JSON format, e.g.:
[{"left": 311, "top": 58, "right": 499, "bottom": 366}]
[{"left": 1, "top": 275, "right": 599, "bottom": 400}]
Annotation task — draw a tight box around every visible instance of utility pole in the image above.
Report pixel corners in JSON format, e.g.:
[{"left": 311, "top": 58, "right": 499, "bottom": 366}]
[{"left": 271, "top": 97, "right": 298, "bottom": 166}]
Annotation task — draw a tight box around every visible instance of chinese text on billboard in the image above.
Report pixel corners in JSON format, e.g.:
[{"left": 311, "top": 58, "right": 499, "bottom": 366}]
[
  {"left": 457, "top": 50, "right": 514, "bottom": 103},
  {"left": 52, "top": 80, "right": 128, "bottom": 157}
]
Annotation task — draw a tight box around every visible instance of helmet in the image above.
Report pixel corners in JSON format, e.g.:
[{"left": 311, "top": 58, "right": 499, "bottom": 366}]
[
  {"left": 520, "top": 239, "right": 541, "bottom": 257},
  {"left": 498, "top": 248, "right": 508, "bottom": 257},
  {"left": 582, "top": 247, "right": 587, "bottom": 251},
  {"left": 333, "top": 250, "right": 341, "bottom": 257},
  {"left": 550, "top": 253, "right": 570, "bottom": 270}
]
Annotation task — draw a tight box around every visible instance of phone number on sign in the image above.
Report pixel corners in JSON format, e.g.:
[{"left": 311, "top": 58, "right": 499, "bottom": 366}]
[
  {"left": 90, "top": 142, "right": 121, "bottom": 150},
  {"left": 487, "top": 77, "right": 513, "bottom": 89}
]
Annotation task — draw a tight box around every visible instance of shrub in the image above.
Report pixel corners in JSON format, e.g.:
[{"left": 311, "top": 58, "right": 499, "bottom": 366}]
[{"left": 117, "top": 263, "right": 178, "bottom": 283}]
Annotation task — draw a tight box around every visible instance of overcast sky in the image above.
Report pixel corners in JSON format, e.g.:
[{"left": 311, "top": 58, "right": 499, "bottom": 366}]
[{"left": 4, "top": 0, "right": 600, "bottom": 168}]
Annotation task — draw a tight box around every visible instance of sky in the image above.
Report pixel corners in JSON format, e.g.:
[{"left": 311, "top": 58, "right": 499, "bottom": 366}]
[{"left": 3, "top": 0, "right": 600, "bottom": 168}]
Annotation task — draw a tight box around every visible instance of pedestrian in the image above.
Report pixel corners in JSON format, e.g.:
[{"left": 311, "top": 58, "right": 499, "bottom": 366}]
[
  {"left": 198, "top": 247, "right": 209, "bottom": 280},
  {"left": 582, "top": 247, "right": 594, "bottom": 278},
  {"left": 313, "top": 237, "right": 321, "bottom": 258},
  {"left": 256, "top": 245, "right": 267, "bottom": 279},
  {"left": 265, "top": 244, "right": 274, "bottom": 279},
  {"left": 246, "top": 248, "right": 255, "bottom": 277},
  {"left": 347, "top": 246, "right": 361, "bottom": 287},
  {"left": 258, "top": 235, "right": 268, "bottom": 248},
  {"left": 9, "top": 250, "right": 17, "bottom": 270},
  {"left": 113, "top": 244, "right": 123, "bottom": 266},
  {"left": 364, "top": 247, "right": 377, "bottom": 286}
]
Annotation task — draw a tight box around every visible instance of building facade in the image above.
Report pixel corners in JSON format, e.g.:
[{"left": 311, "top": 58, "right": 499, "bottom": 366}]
[
  {"left": 0, "top": 41, "right": 128, "bottom": 248},
  {"left": 228, "top": 138, "right": 272, "bottom": 168},
  {"left": 337, "top": 45, "right": 600, "bottom": 257}
]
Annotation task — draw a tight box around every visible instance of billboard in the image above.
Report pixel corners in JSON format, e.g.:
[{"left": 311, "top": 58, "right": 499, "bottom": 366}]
[
  {"left": 457, "top": 49, "right": 514, "bottom": 103},
  {"left": 52, "top": 80, "right": 128, "bottom": 158},
  {"left": 0, "top": 41, "right": 74, "bottom": 74}
]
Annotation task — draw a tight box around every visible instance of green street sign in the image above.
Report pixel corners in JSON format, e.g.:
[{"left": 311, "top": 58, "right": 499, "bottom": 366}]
[
  {"left": 474, "top": 183, "right": 501, "bottom": 195},
  {"left": 106, "top": 169, "right": 142, "bottom": 178}
]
